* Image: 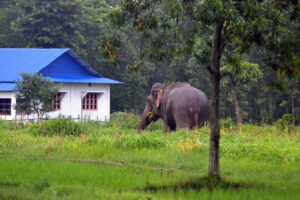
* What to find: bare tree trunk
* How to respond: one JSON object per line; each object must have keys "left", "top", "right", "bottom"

{"left": 208, "top": 24, "right": 223, "bottom": 179}
{"left": 232, "top": 86, "right": 243, "bottom": 125}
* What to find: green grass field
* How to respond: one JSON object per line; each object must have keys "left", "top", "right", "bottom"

{"left": 0, "top": 113, "right": 299, "bottom": 199}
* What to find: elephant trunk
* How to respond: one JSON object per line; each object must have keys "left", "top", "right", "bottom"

{"left": 137, "top": 103, "right": 152, "bottom": 130}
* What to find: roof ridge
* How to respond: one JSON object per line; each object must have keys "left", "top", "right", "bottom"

{"left": 0, "top": 48, "right": 70, "bottom": 50}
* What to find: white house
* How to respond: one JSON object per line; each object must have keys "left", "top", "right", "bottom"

{"left": 0, "top": 48, "right": 122, "bottom": 121}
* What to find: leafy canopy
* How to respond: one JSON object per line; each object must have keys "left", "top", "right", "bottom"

{"left": 106, "top": 0, "right": 299, "bottom": 79}
{"left": 14, "top": 73, "right": 61, "bottom": 118}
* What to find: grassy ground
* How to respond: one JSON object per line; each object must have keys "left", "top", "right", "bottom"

{"left": 0, "top": 113, "right": 299, "bottom": 199}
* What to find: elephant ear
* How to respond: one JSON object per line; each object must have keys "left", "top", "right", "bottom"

{"left": 155, "top": 89, "right": 163, "bottom": 110}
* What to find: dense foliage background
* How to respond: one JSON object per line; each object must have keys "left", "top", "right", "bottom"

{"left": 0, "top": 0, "right": 299, "bottom": 125}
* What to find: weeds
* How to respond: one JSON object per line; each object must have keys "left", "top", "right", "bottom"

{"left": 104, "top": 112, "right": 141, "bottom": 129}
{"left": 28, "top": 118, "right": 84, "bottom": 136}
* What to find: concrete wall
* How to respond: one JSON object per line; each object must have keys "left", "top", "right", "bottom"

{"left": 0, "top": 83, "right": 110, "bottom": 121}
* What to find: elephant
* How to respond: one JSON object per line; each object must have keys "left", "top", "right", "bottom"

{"left": 137, "top": 83, "right": 209, "bottom": 132}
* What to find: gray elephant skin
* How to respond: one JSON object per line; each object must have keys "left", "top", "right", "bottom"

{"left": 137, "top": 83, "right": 209, "bottom": 132}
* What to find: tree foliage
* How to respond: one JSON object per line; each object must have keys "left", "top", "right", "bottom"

{"left": 14, "top": 73, "right": 61, "bottom": 120}
{"left": 221, "top": 61, "right": 262, "bottom": 124}
{"left": 105, "top": 0, "right": 300, "bottom": 178}
{"left": 13, "top": 0, "right": 83, "bottom": 50}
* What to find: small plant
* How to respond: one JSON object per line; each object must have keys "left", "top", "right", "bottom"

{"left": 220, "top": 118, "right": 234, "bottom": 131}
{"left": 105, "top": 112, "right": 141, "bottom": 129}
{"left": 274, "top": 114, "right": 294, "bottom": 134}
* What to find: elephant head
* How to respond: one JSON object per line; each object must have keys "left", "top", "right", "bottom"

{"left": 137, "top": 83, "right": 163, "bottom": 130}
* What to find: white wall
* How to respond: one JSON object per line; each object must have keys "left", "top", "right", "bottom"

{"left": 48, "top": 83, "right": 110, "bottom": 121}
{"left": 0, "top": 83, "right": 111, "bottom": 121}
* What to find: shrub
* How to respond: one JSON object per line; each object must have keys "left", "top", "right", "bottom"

{"left": 105, "top": 112, "right": 140, "bottom": 129}
{"left": 274, "top": 114, "right": 294, "bottom": 134}
{"left": 28, "top": 118, "right": 84, "bottom": 136}
{"left": 104, "top": 112, "right": 165, "bottom": 131}
{"left": 220, "top": 118, "right": 234, "bottom": 131}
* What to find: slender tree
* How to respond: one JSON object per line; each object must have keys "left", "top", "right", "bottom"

{"left": 105, "top": 0, "right": 299, "bottom": 178}
{"left": 14, "top": 73, "right": 61, "bottom": 120}
{"left": 221, "top": 61, "right": 262, "bottom": 124}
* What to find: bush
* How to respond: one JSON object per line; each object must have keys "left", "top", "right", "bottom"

{"left": 274, "top": 114, "right": 294, "bottom": 134}
{"left": 28, "top": 118, "right": 84, "bottom": 136}
{"left": 104, "top": 112, "right": 165, "bottom": 131}
{"left": 220, "top": 118, "right": 234, "bottom": 131}
{"left": 104, "top": 112, "right": 140, "bottom": 129}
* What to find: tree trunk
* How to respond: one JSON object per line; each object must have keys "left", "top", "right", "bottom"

{"left": 208, "top": 24, "right": 223, "bottom": 179}
{"left": 232, "top": 85, "right": 243, "bottom": 125}
{"left": 290, "top": 89, "right": 295, "bottom": 126}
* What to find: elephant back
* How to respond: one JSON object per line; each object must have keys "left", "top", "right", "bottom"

{"left": 167, "top": 84, "right": 209, "bottom": 122}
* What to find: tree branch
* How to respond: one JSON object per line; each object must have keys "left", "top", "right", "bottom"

{"left": 207, "top": 65, "right": 213, "bottom": 75}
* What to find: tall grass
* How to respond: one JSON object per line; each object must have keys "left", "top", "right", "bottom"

{"left": 0, "top": 113, "right": 299, "bottom": 199}
{"left": 28, "top": 118, "right": 84, "bottom": 136}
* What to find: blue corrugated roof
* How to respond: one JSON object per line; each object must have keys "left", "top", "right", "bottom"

{"left": 67, "top": 50, "right": 100, "bottom": 76}
{"left": 0, "top": 48, "right": 69, "bottom": 81}
{"left": 46, "top": 76, "right": 122, "bottom": 84}
{"left": 39, "top": 53, "right": 102, "bottom": 79}
{"left": 0, "top": 83, "right": 16, "bottom": 91}
{"left": 0, "top": 48, "right": 122, "bottom": 91}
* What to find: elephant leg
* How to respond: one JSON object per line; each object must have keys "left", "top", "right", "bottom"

{"left": 175, "top": 121, "right": 187, "bottom": 129}
{"left": 174, "top": 113, "right": 190, "bottom": 130}
{"left": 191, "top": 113, "right": 205, "bottom": 129}
{"left": 196, "top": 111, "right": 207, "bottom": 128}
{"left": 164, "top": 123, "right": 172, "bottom": 133}
{"left": 163, "top": 114, "right": 176, "bottom": 132}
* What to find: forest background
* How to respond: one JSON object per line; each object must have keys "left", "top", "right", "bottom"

{"left": 0, "top": 0, "right": 299, "bottom": 125}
